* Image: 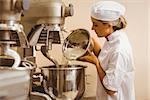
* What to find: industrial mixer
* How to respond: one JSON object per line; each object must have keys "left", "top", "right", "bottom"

{"left": 0, "top": 0, "right": 49, "bottom": 100}
{"left": 21, "top": 0, "right": 87, "bottom": 100}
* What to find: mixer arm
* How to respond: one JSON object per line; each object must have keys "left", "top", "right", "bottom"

{"left": 2, "top": 44, "right": 21, "bottom": 68}
{"left": 15, "top": 24, "right": 30, "bottom": 48}
{"left": 41, "top": 45, "right": 59, "bottom": 68}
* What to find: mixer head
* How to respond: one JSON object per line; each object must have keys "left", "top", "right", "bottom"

{"left": 27, "top": 24, "right": 61, "bottom": 50}
{"left": 0, "top": 0, "right": 30, "bottom": 47}
{"left": 21, "top": 0, "right": 74, "bottom": 50}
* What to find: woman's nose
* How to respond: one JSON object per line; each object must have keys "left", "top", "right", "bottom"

{"left": 91, "top": 25, "right": 94, "bottom": 30}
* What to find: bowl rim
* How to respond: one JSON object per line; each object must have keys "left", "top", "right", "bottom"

{"left": 40, "top": 64, "right": 87, "bottom": 70}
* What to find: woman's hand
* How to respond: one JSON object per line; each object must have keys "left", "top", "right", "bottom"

{"left": 78, "top": 50, "right": 99, "bottom": 65}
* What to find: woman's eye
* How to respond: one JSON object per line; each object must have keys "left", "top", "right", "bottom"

{"left": 94, "top": 24, "right": 98, "bottom": 27}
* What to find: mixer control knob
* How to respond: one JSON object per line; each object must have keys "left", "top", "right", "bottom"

{"left": 65, "top": 4, "right": 74, "bottom": 17}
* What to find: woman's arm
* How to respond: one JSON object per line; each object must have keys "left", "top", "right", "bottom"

{"left": 95, "top": 61, "right": 116, "bottom": 96}
{"left": 79, "top": 50, "right": 116, "bottom": 95}
{"left": 91, "top": 37, "right": 101, "bottom": 57}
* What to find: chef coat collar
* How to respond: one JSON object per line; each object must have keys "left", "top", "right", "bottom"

{"left": 107, "top": 30, "right": 123, "bottom": 41}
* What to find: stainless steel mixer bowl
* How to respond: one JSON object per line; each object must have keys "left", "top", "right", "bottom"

{"left": 0, "top": 58, "right": 36, "bottom": 100}
{"left": 62, "top": 29, "right": 92, "bottom": 60}
{"left": 0, "top": 67, "right": 31, "bottom": 100}
{"left": 41, "top": 65, "right": 86, "bottom": 100}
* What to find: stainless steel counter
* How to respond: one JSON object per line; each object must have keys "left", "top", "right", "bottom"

{"left": 30, "top": 92, "right": 51, "bottom": 100}
{"left": 83, "top": 97, "right": 96, "bottom": 100}
{"left": 30, "top": 93, "right": 96, "bottom": 100}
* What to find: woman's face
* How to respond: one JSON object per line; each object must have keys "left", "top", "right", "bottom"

{"left": 91, "top": 17, "right": 113, "bottom": 38}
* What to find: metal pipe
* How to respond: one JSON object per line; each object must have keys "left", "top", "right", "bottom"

{"left": 4, "top": 46, "right": 21, "bottom": 68}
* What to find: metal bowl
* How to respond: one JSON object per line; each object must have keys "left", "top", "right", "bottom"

{"left": 41, "top": 65, "right": 86, "bottom": 100}
{"left": 0, "top": 67, "right": 31, "bottom": 100}
{"left": 30, "top": 92, "right": 52, "bottom": 100}
{"left": 0, "top": 58, "right": 36, "bottom": 100}
{"left": 62, "top": 29, "right": 92, "bottom": 60}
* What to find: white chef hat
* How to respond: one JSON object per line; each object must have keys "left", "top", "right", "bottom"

{"left": 91, "top": 1, "right": 126, "bottom": 21}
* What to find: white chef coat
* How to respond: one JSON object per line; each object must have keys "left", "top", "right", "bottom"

{"left": 96, "top": 30, "right": 135, "bottom": 100}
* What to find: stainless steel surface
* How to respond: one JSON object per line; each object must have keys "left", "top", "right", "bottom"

{"left": 41, "top": 65, "right": 86, "bottom": 100}
{"left": 0, "top": 67, "right": 31, "bottom": 100}
{"left": 62, "top": 29, "right": 92, "bottom": 60}
{"left": 0, "top": 0, "right": 29, "bottom": 21}
{"left": 0, "top": 0, "right": 29, "bottom": 47}
{"left": 22, "top": 0, "right": 73, "bottom": 25}
{"left": 22, "top": 0, "right": 74, "bottom": 50}
{"left": 30, "top": 92, "right": 52, "bottom": 100}
{"left": 0, "top": 1, "right": 44, "bottom": 100}
{"left": 1, "top": 44, "right": 21, "bottom": 68}
{"left": 28, "top": 24, "right": 61, "bottom": 50}
{"left": 0, "top": 20, "right": 29, "bottom": 47}
{"left": 0, "top": 58, "right": 36, "bottom": 99}
{"left": 83, "top": 97, "right": 96, "bottom": 100}
{"left": 0, "top": 0, "right": 29, "bottom": 73}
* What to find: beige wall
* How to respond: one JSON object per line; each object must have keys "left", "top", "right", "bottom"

{"left": 125, "top": 1, "right": 148, "bottom": 100}
{"left": 148, "top": 0, "right": 150, "bottom": 99}
{"left": 24, "top": 0, "right": 150, "bottom": 99}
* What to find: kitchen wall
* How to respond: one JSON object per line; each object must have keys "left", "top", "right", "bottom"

{"left": 27, "top": 0, "right": 150, "bottom": 99}
{"left": 148, "top": 1, "right": 150, "bottom": 100}
{"left": 124, "top": 0, "right": 149, "bottom": 99}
